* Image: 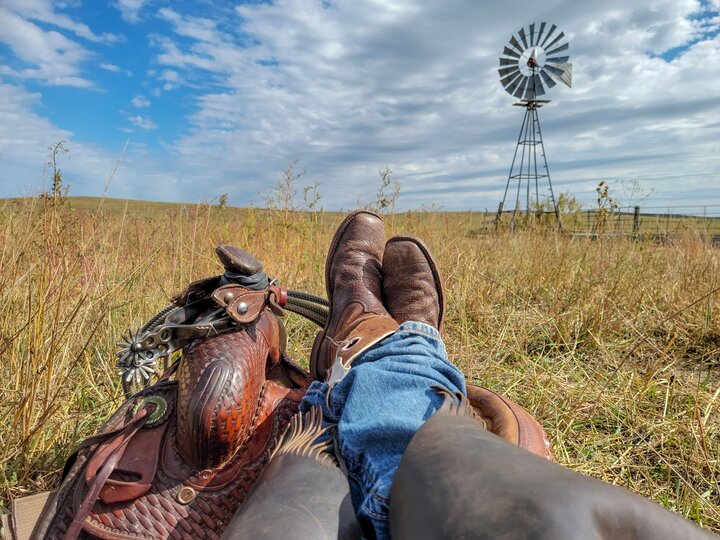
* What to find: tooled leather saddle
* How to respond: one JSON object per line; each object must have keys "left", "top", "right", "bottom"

{"left": 30, "top": 245, "right": 551, "bottom": 539}
{"left": 33, "top": 246, "right": 313, "bottom": 539}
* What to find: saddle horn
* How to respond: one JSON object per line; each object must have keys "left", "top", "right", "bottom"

{"left": 175, "top": 246, "right": 283, "bottom": 469}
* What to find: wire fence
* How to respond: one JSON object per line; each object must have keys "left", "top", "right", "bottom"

{"left": 489, "top": 204, "right": 720, "bottom": 240}
{"left": 572, "top": 205, "right": 720, "bottom": 235}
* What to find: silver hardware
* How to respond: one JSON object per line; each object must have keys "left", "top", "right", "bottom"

{"left": 237, "top": 301, "right": 249, "bottom": 315}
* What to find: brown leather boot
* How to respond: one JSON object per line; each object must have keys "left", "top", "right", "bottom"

{"left": 310, "top": 211, "right": 398, "bottom": 382}
{"left": 382, "top": 236, "right": 444, "bottom": 330}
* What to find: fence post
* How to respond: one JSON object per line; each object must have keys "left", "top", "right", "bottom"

{"left": 633, "top": 205, "right": 640, "bottom": 237}
{"left": 494, "top": 201, "right": 503, "bottom": 231}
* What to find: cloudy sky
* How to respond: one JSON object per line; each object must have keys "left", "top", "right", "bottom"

{"left": 0, "top": 0, "right": 719, "bottom": 211}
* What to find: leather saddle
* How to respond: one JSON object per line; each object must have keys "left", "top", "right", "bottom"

{"left": 30, "top": 245, "right": 552, "bottom": 540}
{"left": 32, "top": 246, "right": 312, "bottom": 539}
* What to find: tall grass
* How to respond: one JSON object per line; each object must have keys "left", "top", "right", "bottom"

{"left": 0, "top": 197, "right": 718, "bottom": 532}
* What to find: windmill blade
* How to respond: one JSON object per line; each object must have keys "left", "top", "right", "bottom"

{"left": 507, "top": 74, "right": 527, "bottom": 96}
{"left": 513, "top": 77, "right": 529, "bottom": 98}
{"left": 546, "top": 55, "right": 570, "bottom": 64}
{"left": 529, "top": 23, "right": 536, "bottom": 45}
{"left": 501, "top": 70, "right": 523, "bottom": 88}
{"left": 498, "top": 65, "right": 520, "bottom": 77}
{"left": 545, "top": 31, "right": 565, "bottom": 51}
{"left": 543, "top": 64, "right": 565, "bottom": 77}
{"left": 509, "top": 35, "right": 524, "bottom": 53}
{"left": 500, "top": 71, "right": 521, "bottom": 86}
{"left": 540, "top": 24, "right": 557, "bottom": 47}
{"left": 533, "top": 73, "right": 546, "bottom": 96}
{"left": 539, "top": 69, "right": 557, "bottom": 89}
{"left": 499, "top": 57, "right": 519, "bottom": 66}
{"left": 546, "top": 42, "right": 569, "bottom": 56}
{"left": 536, "top": 22, "right": 547, "bottom": 45}
{"left": 506, "top": 74, "right": 526, "bottom": 94}
{"left": 498, "top": 66, "right": 520, "bottom": 77}
{"left": 544, "top": 63, "right": 572, "bottom": 88}
{"left": 500, "top": 71, "right": 523, "bottom": 93}
{"left": 525, "top": 73, "right": 545, "bottom": 98}
{"left": 518, "top": 28, "right": 529, "bottom": 49}
{"left": 503, "top": 46, "right": 521, "bottom": 59}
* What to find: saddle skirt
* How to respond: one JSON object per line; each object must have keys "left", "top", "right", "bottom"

{"left": 32, "top": 247, "right": 313, "bottom": 539}
{"left": 35, "top": 352, "right": 309, "bottom": 539}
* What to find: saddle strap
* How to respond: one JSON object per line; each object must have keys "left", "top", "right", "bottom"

{"left": 467, "top": 385, "right": 552, "bottom": 460}
{"left": 63, "top": 407, "right": 150, "bottom": 540}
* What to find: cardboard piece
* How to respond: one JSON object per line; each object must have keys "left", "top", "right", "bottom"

{"left": 5, "top": 491, "right": 55, "bottom": 540}
{"left": 1, "top": 512, "right": 12, "bottom": 540}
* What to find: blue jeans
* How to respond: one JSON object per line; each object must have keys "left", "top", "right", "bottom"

{"left": 300, "top": 321, "right": 467, "bottom": 540}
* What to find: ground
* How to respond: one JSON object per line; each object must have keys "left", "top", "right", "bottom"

{"left": 0, "top": 196, "right": 718, "bottom": 532}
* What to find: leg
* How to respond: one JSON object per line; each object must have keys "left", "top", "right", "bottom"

{"left": 304, "top": 233, "right": 454, "bottom": 538}
{"left": 390, "top": 399, "right": 718, "bottom": 540}
{"left": 302, "top": 322, "right": 465, "bottom": 538}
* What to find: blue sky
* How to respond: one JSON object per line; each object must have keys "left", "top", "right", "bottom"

{"left": 0, "top": 0, "right": 719, "bottom": 210}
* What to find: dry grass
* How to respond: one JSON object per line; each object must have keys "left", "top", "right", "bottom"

{"left": 1, "top": 196, "right": 718, "bottom": 532}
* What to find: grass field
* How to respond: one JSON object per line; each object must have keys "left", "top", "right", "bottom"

{"left": 1, "top": 195, "right": 719, "bottom": 532}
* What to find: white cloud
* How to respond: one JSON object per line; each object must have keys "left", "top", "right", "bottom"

{"left": 141, "top": 0, "right": 720, "bottom": 208}
{"left": 2, "top": 0, "right": 122, "bottom": 43}
{"left": 159, "top": 70, "right": 180, "bottom": 82}
{"left": 115, "top": 0, "right": 148, "bottom": 24}
{"left": 131, "top": 95, "right": 151, "bottom": 108}
{"left": 0, "top": 7, "right": 93, "bottom": 87}
{"left": 128, "top": 115, "right": 157, "bottom": 130}
{"left": 0, "top": 83, "right": 71, "bottom": 192}
{"left": 0, "top": 1, "right": 126, "bottom": 88}
{"left": 157, "top": 8, "right": 221, "bottom": 43}
{"left": 157, "top": 69, "right": 181, "bottom": 91}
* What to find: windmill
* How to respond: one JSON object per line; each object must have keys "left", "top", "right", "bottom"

{"left": 495, "top": 22, "right": 572, "bottom": 229}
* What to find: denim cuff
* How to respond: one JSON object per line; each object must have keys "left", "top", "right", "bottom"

{"left": 396, "top": 320, "right": 441, "bottom": 340}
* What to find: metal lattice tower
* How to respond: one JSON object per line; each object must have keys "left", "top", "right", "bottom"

{"left": 495, "top": 23, "right": 572, "bottom": 229}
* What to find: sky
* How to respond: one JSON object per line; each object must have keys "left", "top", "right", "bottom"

{"left": 0, "top": 0, "right": 719, "bottom": 211}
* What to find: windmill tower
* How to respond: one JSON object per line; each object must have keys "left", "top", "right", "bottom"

{"left": 495, "top": 23, "right": 572, "bottom": 229}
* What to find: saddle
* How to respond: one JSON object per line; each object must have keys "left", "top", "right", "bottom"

{"left": 32, "top": 246, "right": 312, "bottom": 539}
{"left": 23, "top": 245, "right": 551, "bottom": 540}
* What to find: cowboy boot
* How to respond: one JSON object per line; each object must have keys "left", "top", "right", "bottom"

{"left": 382, "top": 236, "right": 552, "bottom": 458}
{"left": 310, "top": 210, "right": 398, "bottom": 382}
{"left": 382, "top": 236, "right": 444, "bottom": 329}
